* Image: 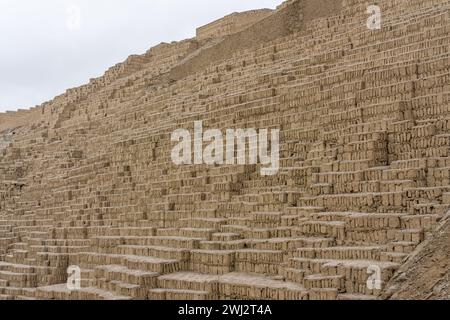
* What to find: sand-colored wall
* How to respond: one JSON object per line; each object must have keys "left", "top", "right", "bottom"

{"left": 196, "top": 9, "right": 274, "bottom": 41}
{"left": 0, "top": 107, "right": 44, "bottom": 132}
{"left": 171, "top": 0, "right": 343, "bottom": 81}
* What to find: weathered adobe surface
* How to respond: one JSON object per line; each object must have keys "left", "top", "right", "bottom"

{"left": 0, "top": 0, "right": 449, "bottom": 300}
{"left": 383, "top": 213, "right": 450, "bottom": 300}
{"left": 195, "top": 9, "right": 274, "bottom": 41}
{"left": 170, "top": 0, "right": 342, "bottom": 80}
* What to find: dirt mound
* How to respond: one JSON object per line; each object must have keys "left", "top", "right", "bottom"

{"left": 383, "top": 213, "right": 450, "bottom": 300}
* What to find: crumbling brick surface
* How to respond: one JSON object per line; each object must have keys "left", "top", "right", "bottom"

{"left": 0, "top": 0, "right": 449, "bottom": 300}
{"left": 383, "top": 213, "right": 450, "bottom": 300}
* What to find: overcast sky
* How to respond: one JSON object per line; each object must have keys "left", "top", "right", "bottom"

{"left": 0, "top": 0, "right": 282, "bottom": 112}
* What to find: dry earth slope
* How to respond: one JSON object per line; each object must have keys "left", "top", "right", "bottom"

{"left": 383, "top": 212, "right": 450, "bottom": 300}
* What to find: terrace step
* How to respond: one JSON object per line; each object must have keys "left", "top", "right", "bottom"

{"left": 35, "top": 284, "right": 133, "bottom": 300}
{"left": 148, "top": 288, "right": 211, "bottom": 300}
{"left": 95, "top": 265, "right": 159, "bottom": 286}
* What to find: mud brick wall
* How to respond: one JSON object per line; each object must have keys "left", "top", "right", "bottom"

{"left": 0, "top": 0, "right": 449, "bottom": 301}
{"left": 196, "top": 10, "right": 273, "bottom": 41}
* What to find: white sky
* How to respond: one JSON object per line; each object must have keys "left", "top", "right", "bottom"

{"left": 0, "top": 0, "right": 283, "bottom": 112}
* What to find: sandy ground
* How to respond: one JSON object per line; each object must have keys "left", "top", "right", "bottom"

{"left": 383, "top": 213, "right": 450, "bottom": 300}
